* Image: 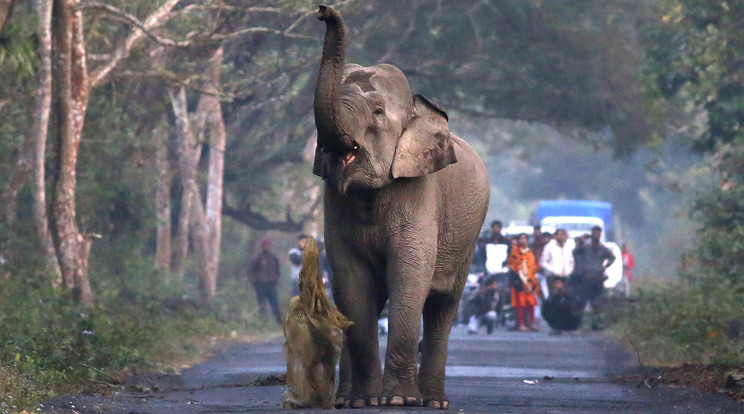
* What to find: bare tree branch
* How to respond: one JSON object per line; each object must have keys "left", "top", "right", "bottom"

{"left": 81, "top": 1, "right": 317, "bottom": 52}
{"left": 88, "top": 0, "right": 181, "bottom": 87}
{"left": 114, "top": 69, "right": 232, "bottom": 99}
{"left": 223, "top": 196, "right": 322, "bottom": 232}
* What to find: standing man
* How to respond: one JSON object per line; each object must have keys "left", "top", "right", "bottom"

{"left": 489, "top": 220, "right": 509, "bottom": 245}
{"left": 248, "top": 238, "right": 282, "bottom": 324}
{"left": 540, "top": 229, "right": 575, "bottom": 297}
{"left": 288, "top": 234, "right": 307, "bottom": 296}
{"left": 572, "top": 226, "right": 615, "bottom": 330}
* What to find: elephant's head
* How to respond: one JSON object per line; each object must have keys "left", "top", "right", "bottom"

{"left": 313, "top": 5, "right": 457, "bottom": 194}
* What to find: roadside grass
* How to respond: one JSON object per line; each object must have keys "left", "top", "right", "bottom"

{"left": 610, "top": 278, "right": 744, "bottom": 401}
{"left": 0, "top": 271, "right": 284, "bottom": 413}
{"left": 613, "top": 279, "right": 743, "bottom": 366}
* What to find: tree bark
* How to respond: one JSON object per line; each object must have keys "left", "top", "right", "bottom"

{"left": 51, "top": 0, "right": 94, "bottom": 305}
{"left": 0, "top": 0, "right": 46, "bottom": 272}
{"left": 168, "top": 87, "right": 207, "bottom": 280}
{"left": 154, "top": 116, "right": 172, "bottom": 271}
{"left": 32, "top": 0, "right": 62, "bottom": 284}
{"left": 202, "top": 47, "right": 226, "bottom": 300}
{"left": 168, "top": 56, "right": 225, "bottom": 302}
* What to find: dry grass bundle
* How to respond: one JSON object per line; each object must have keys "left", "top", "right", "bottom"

{"left": 282, "top": 237, "right": 352, "bottom": 409}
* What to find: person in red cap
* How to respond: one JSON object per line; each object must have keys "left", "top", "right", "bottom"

{"left": 248, "top": 238, "right": 282, "bottom": 323}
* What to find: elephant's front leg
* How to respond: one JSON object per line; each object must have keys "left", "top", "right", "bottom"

{"left": 332, "top": 265, "right": 383, "bottom": 408}
{"left": 382, "top": 238, "right": 437, "bottom": 407}
{"left": 418, "top": 289, "right": 461, "bottom": 409}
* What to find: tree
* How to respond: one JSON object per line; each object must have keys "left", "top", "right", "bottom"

{"left": 51, "top": 0, "right": 96, "bottom": 303}
{"left": 202, "top": 47, "right": 226, "bottom": 300}
{"left": 46, "top": 0, "right": 184, "bottom": 304}
{"left": 31, "top": 0, "right": 61, "bottom": 283}
{"left": 337, "top": 0, "right": 655, "bottom": 157}
{"left": 644, "top": 0, "right": 744, "bottom": 285}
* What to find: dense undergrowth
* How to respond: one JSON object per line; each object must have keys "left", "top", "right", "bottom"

{"left": 613, "top": 175, "right": 744, "bottom": 399}
{"left": 613, "top": 280, "right": 744, "bottom": 368}
{"left": 0, "top": 268, "right": 283, "bottom": 413}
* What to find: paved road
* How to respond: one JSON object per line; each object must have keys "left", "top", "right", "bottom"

{"left": 44, "top": 320, "right": 742, "bottom": 413}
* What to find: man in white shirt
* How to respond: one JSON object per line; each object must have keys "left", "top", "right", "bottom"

{"left": 540, "top": 229, "right": 574, "bottom": 297}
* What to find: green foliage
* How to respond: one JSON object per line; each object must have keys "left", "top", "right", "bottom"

{"left": 344, "top": 0, "right": 655, "bottom": 156}
{"left": 645, "top": 0, "right": 744, "bottom": 152}
{"left": 619, "top": 0, "right": 744, "bottom": 370}
{"left": 689, "top": 176, "right": 744, "bottom": 285}
{"left": 0, "top": 265, "right": 281, "bottom": 411}
{"left": 0, "top": 364, "right": 43, "bottom": 414}
{"left": 615, "top": 280, "right": 744, "bottom": 366}
{"left": 0, "top": 22, "right": 37, "bottom": 82}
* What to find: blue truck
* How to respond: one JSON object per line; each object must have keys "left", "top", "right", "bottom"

{"left": 536, "top": 200, "right": 613, "bottom": 242}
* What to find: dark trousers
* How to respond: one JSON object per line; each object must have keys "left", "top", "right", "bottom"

{"left": 253, "top": 281, "right": 282, "bottom": 323}
{"left": 573, "top": 273, "right": 606, "bottom": 329}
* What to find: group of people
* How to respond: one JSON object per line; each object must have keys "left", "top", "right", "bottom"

{"left": 245, "top": 221, "right": 636, "bottom": 333}
{"left": 246, "top": 234, "right": 333, "bottom": 324}
{"left": 471, "top": 220, "right": 634, "bottom": 333}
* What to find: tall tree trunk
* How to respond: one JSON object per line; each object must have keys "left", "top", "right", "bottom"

{"left": 168, "top": 87, "right": 207, "bottom": 280}
{"left": 154, "top": 117, "right": 172, "bottom": 271}
{"left": 202, "top": 47, "right": 226, "bottom": 300}
{"left": 51, "top": 0, "right": 93, "bottom": 305}
{"left": 43, "top": 0, "right": 181, "bottom": 296}
{"left": 33, "top": 0, "right": 62, "bottom": 284}
{"left": 169, "top": 74, "right": 223, "bottom": 301}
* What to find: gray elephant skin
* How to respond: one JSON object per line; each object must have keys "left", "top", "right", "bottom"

{"left": 312, "top": 5, "right": 490, "bottom": 409}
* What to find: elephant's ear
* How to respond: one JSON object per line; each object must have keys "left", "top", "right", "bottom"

{"left": 392, "top": 95, "right": 457, "bottom": 179}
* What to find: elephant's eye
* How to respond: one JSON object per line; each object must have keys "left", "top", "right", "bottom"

{"left": 373, "top": 108, "right": 384, "bottom": 115}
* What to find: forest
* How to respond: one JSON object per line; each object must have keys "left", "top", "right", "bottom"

{"left": 0, "top": 0, "right": 742, "bottom": 409}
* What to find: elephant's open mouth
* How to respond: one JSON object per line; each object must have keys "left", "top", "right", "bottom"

{"left": 341, "top": 152, "right": 356, "bottom": 167}
{"left": 340, "top": 141, "right": 359, "bottom": 168}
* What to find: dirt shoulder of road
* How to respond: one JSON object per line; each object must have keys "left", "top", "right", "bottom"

{"left": 661, "top": 363, "right": 744, "bottom": 403}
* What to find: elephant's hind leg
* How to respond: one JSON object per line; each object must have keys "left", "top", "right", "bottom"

{"left": 418, "top": 291, "right": 460, "bottom": 409}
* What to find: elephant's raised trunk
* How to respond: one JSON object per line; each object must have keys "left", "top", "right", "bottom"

{"left": 314, "top": 5, "right": 347, "bottom": 153}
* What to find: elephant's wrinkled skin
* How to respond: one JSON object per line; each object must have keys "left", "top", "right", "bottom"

{"left": 312, "top": 6, "right": 490, "bottom": 409}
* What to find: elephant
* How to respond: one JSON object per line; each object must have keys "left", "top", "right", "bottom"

{"left": 311, "top": 5, "right": 490, "bottom": 409}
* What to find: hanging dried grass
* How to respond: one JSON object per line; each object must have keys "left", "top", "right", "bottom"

{"left": 282, "top": 236, "right": 352, "bottom": 409}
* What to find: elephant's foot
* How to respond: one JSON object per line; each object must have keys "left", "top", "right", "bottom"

{"left": 420, "top": 383, "right": 449, "bottom": 409}
{"left": 423, "top": 397, "right": 450, "bottom": 410}
{"left": 382, "top": 382, "right": 422, "bottom": 407}
{"left": 335, "top": 396, "right": 379, "bottom": 409}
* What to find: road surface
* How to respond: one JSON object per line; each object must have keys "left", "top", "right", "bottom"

{"left": 43, "top": 320, "right": 742, "bottom": 413}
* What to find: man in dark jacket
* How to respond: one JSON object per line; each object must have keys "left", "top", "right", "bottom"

{"left": 249, "top": 238, "right": 282, "bottom": 324}
{"left": 572, "top": 226, "right": 615, "bottom": 329}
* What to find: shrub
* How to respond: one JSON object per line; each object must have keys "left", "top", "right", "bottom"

{"left": 615, "top": 279, "right": 744, "bottom": 367}
{"left": 0, "top": 264, "right": 282, "bottom": 411}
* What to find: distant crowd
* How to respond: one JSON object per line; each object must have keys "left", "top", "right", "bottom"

{"left": 242, "top": 222, "right": 635, "bottom": 333}
{"left": 466, "top": 220, "right": 634, "bottom": 334}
